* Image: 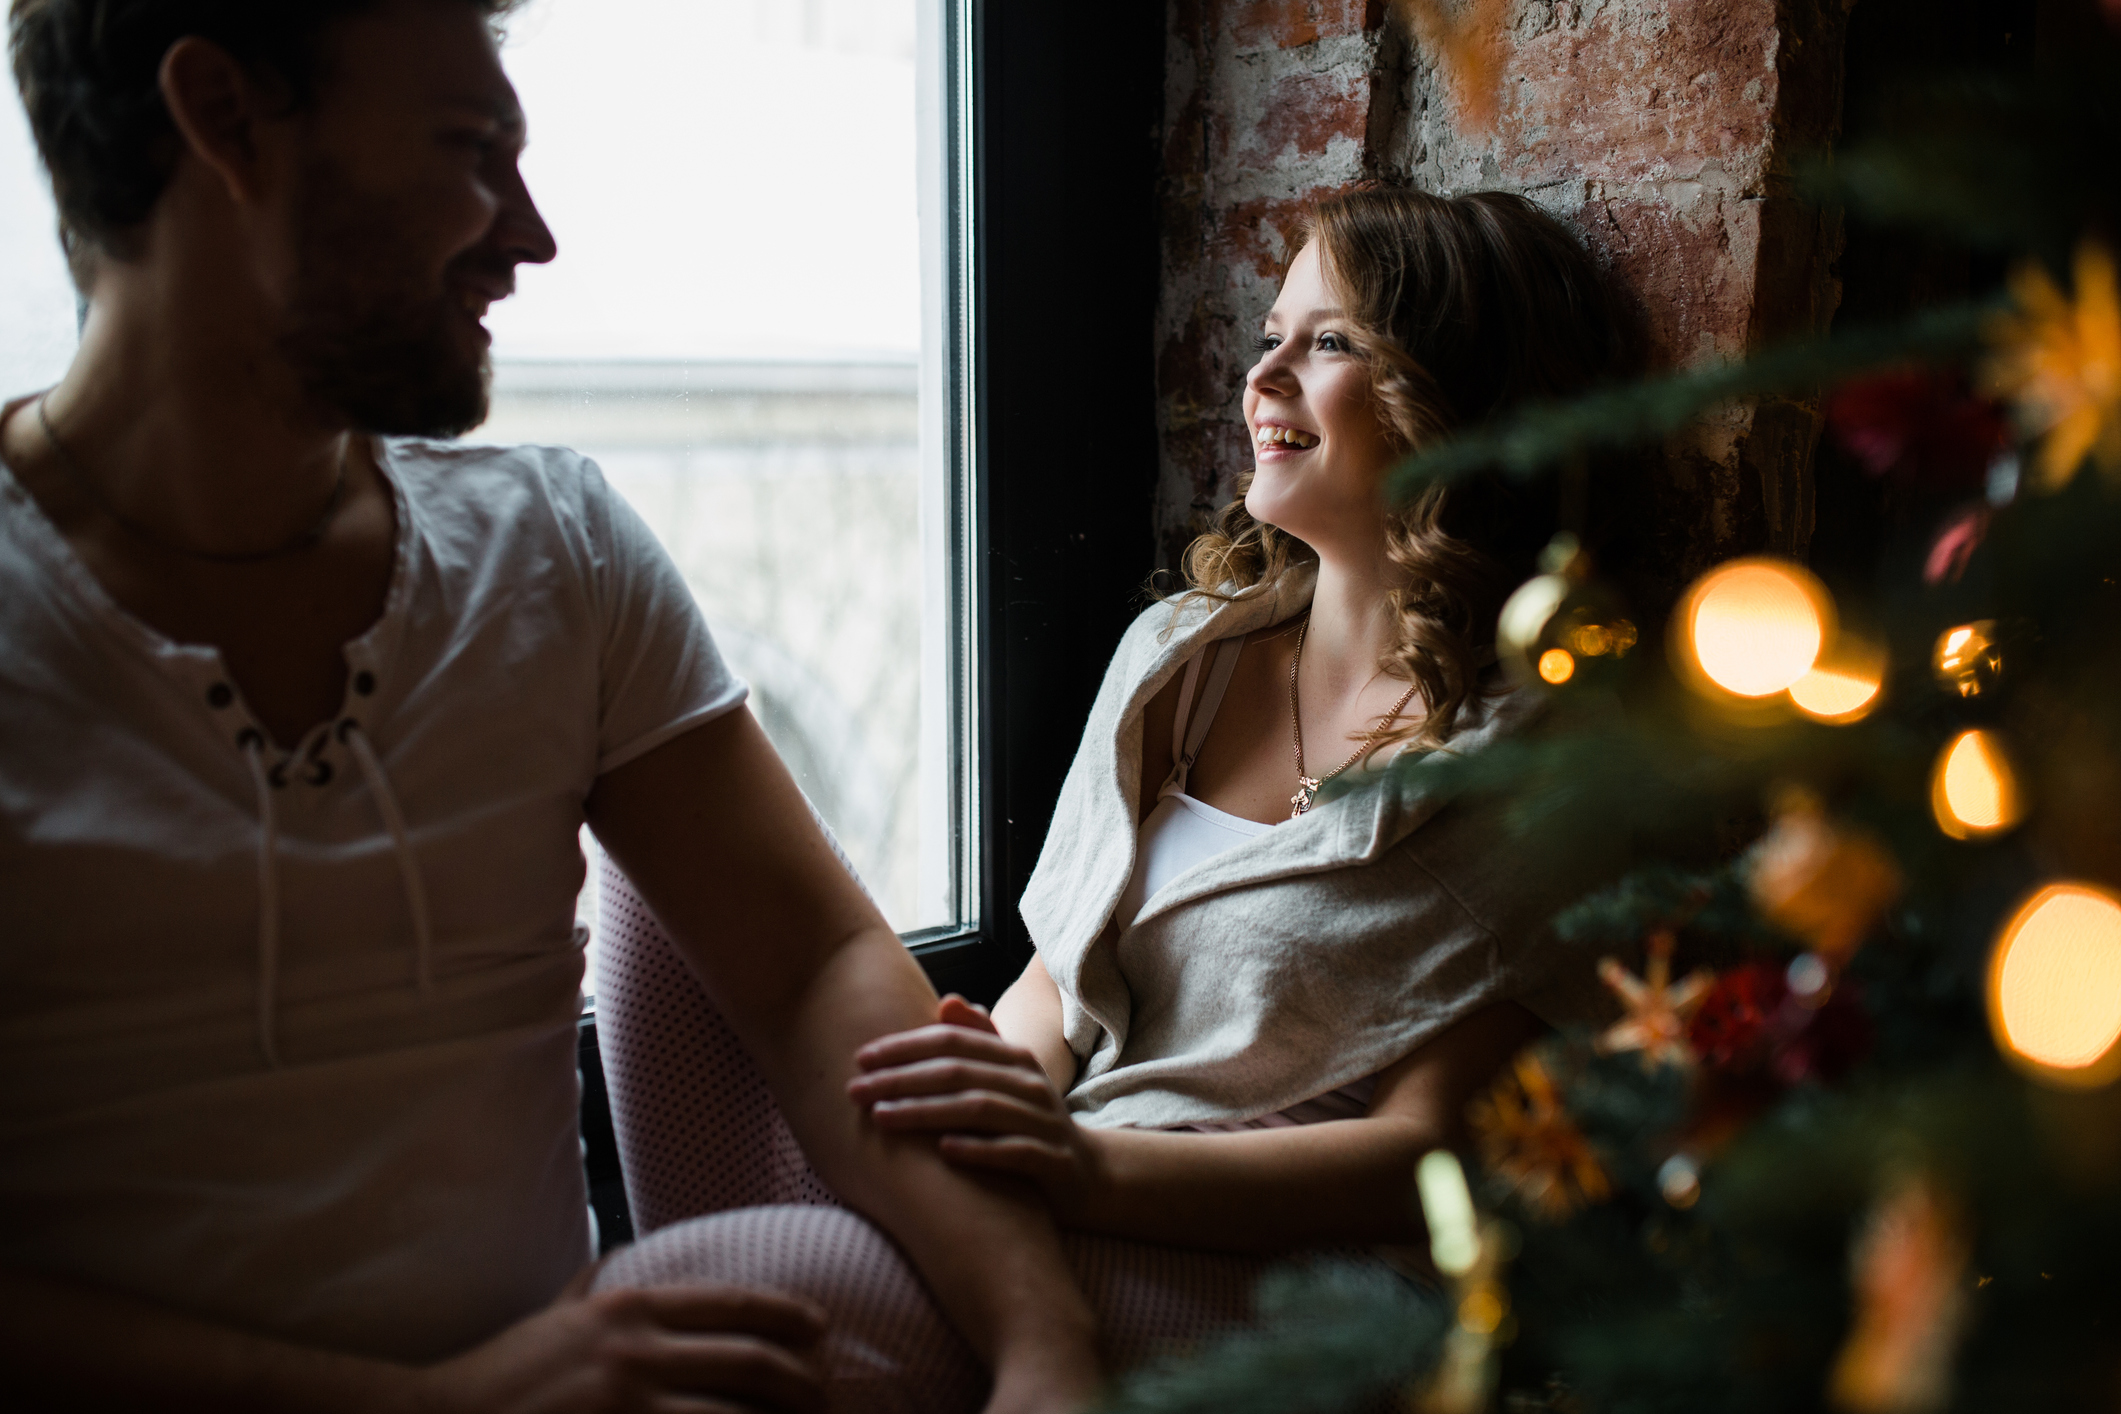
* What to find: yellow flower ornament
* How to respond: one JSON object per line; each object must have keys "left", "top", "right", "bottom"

{"left": 1984, "top": 240, "right": 2121, "bottom": 491}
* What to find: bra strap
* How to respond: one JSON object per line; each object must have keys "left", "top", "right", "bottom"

{"left": 1170, "top": 650, "right": 1205, "bottom": 766}
{"left": 1164, "top": 636, "right": 1245, "bottom": 797}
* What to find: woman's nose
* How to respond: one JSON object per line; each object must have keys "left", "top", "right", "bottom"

{"left": 1247, "top": 343, "right": 1296, "bottom": 398}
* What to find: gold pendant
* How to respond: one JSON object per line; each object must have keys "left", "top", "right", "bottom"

{"left": 1290, "top": 775, "right": 1321, "bottom": 818}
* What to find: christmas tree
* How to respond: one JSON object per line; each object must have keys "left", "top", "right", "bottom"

{"left": 1096, "top": 8, "right": 2121, "bottom": 1412}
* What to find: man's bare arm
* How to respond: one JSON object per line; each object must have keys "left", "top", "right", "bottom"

{"left": 585, "top": 706, "right": 1102, "bottom": 1413}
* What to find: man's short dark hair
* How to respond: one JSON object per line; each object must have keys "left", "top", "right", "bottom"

{"left": 8, "top": 0, "right": 520, "bottom": 266}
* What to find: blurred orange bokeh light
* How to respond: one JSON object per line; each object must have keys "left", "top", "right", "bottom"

{"left": 1989, "top": 885, "right": 2121, "bottom": 1083}
{"left": 1680, "top": 559, "right": 1829, "bottom": 698}
{"left": 1790, "top": 662, "right": 1883, "bottom": 723}
{"left": 1930, "top": 729, "right": 2024, "bottom": 839}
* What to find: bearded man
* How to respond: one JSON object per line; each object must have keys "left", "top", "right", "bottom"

{"left": 0, "top": 2, "right": 1100, "bottom": 1409}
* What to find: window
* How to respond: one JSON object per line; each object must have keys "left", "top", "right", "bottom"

{"left": 0, "top": 85, "right": 75, "bottom": 409}
{"left": 485, "top": 0, "right": 976, "bottom": 953}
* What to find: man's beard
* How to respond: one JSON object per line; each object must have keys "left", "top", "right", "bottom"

{"left": 277, "top": 160, "right": 496, "bottom": 439}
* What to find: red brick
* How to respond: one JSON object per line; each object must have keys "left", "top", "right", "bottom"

{"left": 1224, "top": 0, "right": 1379, "bottom": 50}
{"left": 1229, "top": 66, "right": 1370, "bottom": 164}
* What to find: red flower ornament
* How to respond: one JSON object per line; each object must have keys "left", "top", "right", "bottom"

{"left": 1826, "top": 368, "right": 2010, "bottom": 495}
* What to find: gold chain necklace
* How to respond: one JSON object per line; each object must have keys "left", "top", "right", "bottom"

{"left": 1288, "top": 618, "right": 1421, "bottom": 818}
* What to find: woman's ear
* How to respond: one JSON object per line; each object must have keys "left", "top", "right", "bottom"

{"left": 157, "top": 36, "right": 283, "bottom": 210}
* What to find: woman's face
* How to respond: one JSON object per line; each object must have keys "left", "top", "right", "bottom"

{"left": 1241, "top": 241, "right": 1400, "bottom": 555}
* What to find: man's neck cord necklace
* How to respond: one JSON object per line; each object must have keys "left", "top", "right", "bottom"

{"left": 36, "top": 395, "right": 349, "bottom": 565}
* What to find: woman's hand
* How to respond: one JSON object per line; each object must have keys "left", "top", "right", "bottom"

{"left": 849, "top": 997, "right": 1105, "bottom": 1224}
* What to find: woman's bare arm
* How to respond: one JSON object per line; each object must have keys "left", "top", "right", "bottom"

{"left": 988, "top": 953, "right": 1078, "bottom": 1092}
{"left": 1071, "top": 1000, "right": 1542, "bottom": 1250}
{"left": 856, "top": 957, "right": 1542, "bottom": 1253}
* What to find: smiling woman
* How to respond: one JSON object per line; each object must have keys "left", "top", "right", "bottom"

{"left": 1188, "top": 188, "right": 1635, "bottom": 756}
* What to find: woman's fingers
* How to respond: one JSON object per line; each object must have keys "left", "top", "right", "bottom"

{"left": 854, "top": 1023, "right": 1031, "bottom": 1073}
{"left": 848, "top": 1055, "right": 1053, "bottom": 1107}
{"left": 865, "top": 1089, "right": 1068, "bottom": 1142}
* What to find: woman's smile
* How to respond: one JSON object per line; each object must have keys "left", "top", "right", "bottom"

{"left": 1253, "top": 420, "right": 1321, "bottom": 459}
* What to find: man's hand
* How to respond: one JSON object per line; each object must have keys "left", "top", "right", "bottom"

{"left": 414, "top": 1268, "right": 826, "bottom": 1414}
{"left": 849, "top": 997, "right": 1108, "bottom": 1226}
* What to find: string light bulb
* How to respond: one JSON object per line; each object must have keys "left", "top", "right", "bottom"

{"left": 1929, "top": 729, "right": 2026, "bottom": 839}
{"left": 1674, "top": 558, "right": 1833, "bottom": 699}
{"left": 1987, "top": 884, "right": 2121, "bottom": 1087}
{"left": 1790, "top": 634, "right": 1887, "bottom": 724}
{"left": 1538, "top": 648, "right": 1575, "bottom": 684}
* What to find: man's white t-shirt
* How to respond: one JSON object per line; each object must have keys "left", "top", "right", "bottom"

{"left": 0, "top": 430, "right": 747, "bottom": 1361}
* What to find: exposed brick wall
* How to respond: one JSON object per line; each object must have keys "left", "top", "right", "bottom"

{"left": 1154, "top": 0, "right": 1851, "bottom": 591}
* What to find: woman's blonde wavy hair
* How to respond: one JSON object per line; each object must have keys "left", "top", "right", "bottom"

{"left": 1180, "top": 185, "right": 1631, "bottom": 753}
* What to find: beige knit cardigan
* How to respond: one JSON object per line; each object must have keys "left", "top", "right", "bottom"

{"left": 1020, "top": 565, "right": 1607, "bottom": 1131}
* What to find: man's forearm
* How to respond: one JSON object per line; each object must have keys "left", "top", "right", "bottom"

{"left": 750, "top": 929, "right": 1101, "bottom": 1396}
{"left": 585, "top": 712, "right": 1102, "bottom": 1405}
{"left": 0, "top": 1268, "right": 418, "bottom": 1414}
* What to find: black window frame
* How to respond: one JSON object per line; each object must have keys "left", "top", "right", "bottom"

{"left": 910, "top": 0, "right": 1166, "bottom": 1005}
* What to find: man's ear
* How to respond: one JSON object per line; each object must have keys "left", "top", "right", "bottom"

{"left": 157, "top": 36, "right": 283, "bottom": 208}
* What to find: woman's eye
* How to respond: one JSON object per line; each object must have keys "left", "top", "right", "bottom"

{"left": 1253, "top": 334, "right": 1283, "bottom": 352}
{"left": 1317, "top": 333, "right": 1349, "bottom": 353}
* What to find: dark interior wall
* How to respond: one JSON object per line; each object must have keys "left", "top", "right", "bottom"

{"left": 1806, "top": 0, "right": 2041, "bottom": 589}
{"left": 955, "top": 1, "right": 1167, "bottom": 1002}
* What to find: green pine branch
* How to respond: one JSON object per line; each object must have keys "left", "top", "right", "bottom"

{"left": 1092, "top": 1263, "right": 1448, "bottom": 1414}
{"left": 1553, "top": 862, "right": 1783, "bottom": 953}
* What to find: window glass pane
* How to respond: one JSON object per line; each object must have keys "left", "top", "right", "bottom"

{"left": 0, "top": 90, "right": 77, "bottom": 400}
{"left": 488, "top": 0, "right": 960, "bottom": 941}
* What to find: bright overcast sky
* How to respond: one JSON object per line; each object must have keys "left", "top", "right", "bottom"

{"left": 0, "top": 94, "right": 78, "bottom": 398}
{"left": 488, "top": 0, "right": 921, "bottom": 364}
{"left": 0, "top": 0, "right": 921, "bottom": 393}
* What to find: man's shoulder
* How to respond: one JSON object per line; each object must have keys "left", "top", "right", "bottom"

{"left": 379, "top": 437, "right": 613, "bottom": 533}
{"left": 380, "top": 436, "right": 598, "bottom": 493}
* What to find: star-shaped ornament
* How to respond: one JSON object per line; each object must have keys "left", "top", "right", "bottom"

{"left": 1469, "top": 1051, "right": 1612, "bottom": 1220}
{"left": 1596, "top": 929, "right": 1716, "bottom": 1070}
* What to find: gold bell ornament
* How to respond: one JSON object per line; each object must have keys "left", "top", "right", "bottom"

{"left": 1497, "top": 535, "right": 1640, "bottom": 690}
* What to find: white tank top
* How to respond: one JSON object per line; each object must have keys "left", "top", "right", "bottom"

{"left": 1109, "top": 633, "right": 1378, "bottom": 1128}
{"left": 1111, "top": 635, "right": 1272, "bottom": 926}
